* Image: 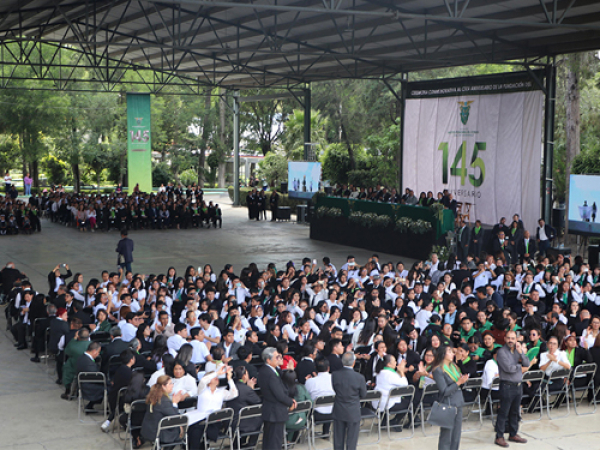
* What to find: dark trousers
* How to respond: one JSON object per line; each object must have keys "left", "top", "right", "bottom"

{"left": 119, "top": 262, "right": 132, "bottom": 273}
{"left": 496, "top": 382, "right": 522, "bottom": 439}
{"left": 314, "top": 411, "right": 333, "bottom": 434}
{"left": 11, "top": 322, "right": 28, "bottom": 347}
{"left": 539, "top": 240, "right": 551, "bottom": 256}
{"left": 333, "top": 419, "right": 360, "bottom": 450}
{"left": 438, "top": 406, "right": 462, "bottom": 450}
{"left": 263, "top": 421, "right": 285, "bottom": 450}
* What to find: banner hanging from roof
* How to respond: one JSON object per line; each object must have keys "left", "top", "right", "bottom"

{"left": 402, "top": 89, "right": 543, "bottom": 231}
{"left": 127, "top": 93, "right": 152, "bottom": 193}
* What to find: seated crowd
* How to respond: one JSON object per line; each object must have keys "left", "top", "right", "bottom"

{"left": 330, "top": 184, "right": 458, "bottom": 209}
{"left": 0, "top": 195, "right": 42, "bottom": 235}
{"left": 2, "top": 246, "right": 600, "bottom": 448}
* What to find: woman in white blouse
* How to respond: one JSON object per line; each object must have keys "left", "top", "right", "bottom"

{"left": 373, "top": 354, "right": 409, "bottom": 425}
{"left": 346, "top": 309, "right": 364, "bottom": 337}
{"left": 581, "top": 316, "right": 600, "bottom": 350}
{"left": 187, "top": 366, "right": 239, "bottom": 447}
{"left": 540, "top": 336, "right": 571, "bottom": 377}
{"left": 170, "top": 360, "right": 197, "bottom": 399}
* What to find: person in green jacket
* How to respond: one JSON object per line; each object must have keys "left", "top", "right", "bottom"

{"left": 61, "top": 328, "right": 91, "bottom": 398}
{"left": 94, "top": 309, "right": 112, "bottom": 333}
{"left": 282, "top": 370, "right": 311, "bottom": 442}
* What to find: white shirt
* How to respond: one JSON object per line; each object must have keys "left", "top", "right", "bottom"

{"left": 121, "top": 322, "right": 137, "bottom": 342}
{"left": 305, "top": 372, "right": 335, "bottom": 414}
{"left": 473, "top": 270, "right": 492, "bottom": 290}
{"left": 481, "top": 359, "right": 499, "bottom": 390}
{"left": 203, "top": 324, "right": 221, "bottom": 345}
{"left": 282, "top": 323, "right": 297, "bottom": 341}
{"left": 167, "top": 334, "right": 187, "bottom": 356}
{"left": 147, "top": 368, "right": 166, "bottom": 387}
{"left": 415, "top": 309, "right": 432, "bottom": 333}
{"left": 373, "top": 369, "right": 408, "bottom": 410}
{"left": 190, "top": 340, "right": 211, "bottom": 364}
{"left": 185, "top": 373, "right": 239, "bottom": 425}
{"left": 171, "top": 374, "right": 198, "bottom": 398}
{"left": 540, "top": 350, "right": 571, "bottom": 377}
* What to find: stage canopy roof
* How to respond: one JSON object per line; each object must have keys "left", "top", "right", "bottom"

{"left": 0, "top": 0, "right": 599, "bottom": 90}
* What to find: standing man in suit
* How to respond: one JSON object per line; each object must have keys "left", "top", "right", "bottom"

{"left": 457, "top": 220, "right": 471, "bottom": 264}
{"left": 270, "top": 189, "right": 279, "bottom": 221}
{"left": 470, "top": 220, "right": 484, "bottom": 261}
{"left": 116, "top": 229, "right": 134, "bottom": 273}
{"left": 517, "top": 230, "right": 537, "bottom": 264}
{"left": 332, "top": 352, "right": 367, "bottom": 450}
{"left": 258, "top": 347, "right": 296, "bottom": 450}
{"left": 536, "top": 218, "right": 556, "bottom": 257}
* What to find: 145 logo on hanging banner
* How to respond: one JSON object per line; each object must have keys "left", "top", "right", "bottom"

{"left": 438, "top": 141, "right": 486, "bottom": 187}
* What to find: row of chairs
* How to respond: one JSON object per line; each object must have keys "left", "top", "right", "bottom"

{"left": 74, "top": 363, "right": 599, "bottom": 449}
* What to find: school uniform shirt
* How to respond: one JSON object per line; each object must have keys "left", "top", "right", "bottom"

{"left": 167, "top": 334, "right": 187, "bottom": 356}
{"left": 203, "top": 324, "right": 222, "bottom": 345}
{"left": 190, "top": 340, "right": 210, "bottom": 364}
{"left": 305, "top": 372, "right": 335, "bottom": 414}
{"left": 373, "top": 368, "right": 408, "bottom": 410}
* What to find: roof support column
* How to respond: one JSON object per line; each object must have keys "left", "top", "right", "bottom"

{"left": 304, "top": 86, "right": 311, "bottom": 160}
{"left": 233, "top": 90, "right": 241, "bottom": 206}
{"left": 542, "top": 61, "right": 556, "bottom": 224}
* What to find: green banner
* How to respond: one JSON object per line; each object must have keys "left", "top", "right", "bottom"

{"left": 127, "top": 93, "right": 152, "bottom": 193}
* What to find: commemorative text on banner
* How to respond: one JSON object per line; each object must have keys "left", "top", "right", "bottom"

{"left": 127, "top": 93, "right": 152, "bottom": 193}
{"left": 402, "top": 73, "right": 544, "bottom": 231}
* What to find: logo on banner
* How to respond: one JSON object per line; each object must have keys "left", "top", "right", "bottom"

{"left": 135, "top": 117, "right": 144, "bottom": 126}
{"left": 458, "top": 101, "right": 474, "bottom": 125}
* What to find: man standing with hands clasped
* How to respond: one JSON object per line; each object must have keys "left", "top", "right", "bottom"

{"left": 495, "top": 330, "right": 529, "bottom": 447}
{"left": 332, "top": 352, "right": 367, "bottom": 450}
{"left": 258, "top": 347, "right": 296, "bottom": 450}
{"left": 116, "top": 229, "right": 134, "bottom": 273}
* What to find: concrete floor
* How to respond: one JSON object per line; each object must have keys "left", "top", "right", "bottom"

{"left": 1, "top": 195, "right": 600, "bottom": 449}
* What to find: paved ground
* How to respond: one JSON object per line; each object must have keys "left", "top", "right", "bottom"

{"left": 1, "top": 194, "right": 600, "bottom": 449}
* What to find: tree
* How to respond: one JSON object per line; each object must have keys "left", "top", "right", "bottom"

{"left": 256, "top": 151, "right": 288, "bottom": 186}
{"left": 282, "top": 109, "right": 328, "bottom": 161}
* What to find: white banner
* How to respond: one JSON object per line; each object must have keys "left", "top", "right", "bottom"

{"left": 403, "top": 91, "right": 543, "bottom": 231}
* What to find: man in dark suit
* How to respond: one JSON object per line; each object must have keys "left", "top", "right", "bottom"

{"left": 258, "top": 347, "right": 295, "bottom": 450}
{"left": 457, "top": 220, "right": 471, "bottom": 263}
{"left": 332, "top": 352, "right": 367, "bottom": 450}
{"left": 395, "top": 338, "right": 420, "bottom": 383}
{"left": 296, "top": 343, "right": 318, "bottom": 384}
{"left": 326, "top": 339, "right": 345, "bottom": 373}
{"left": 452, "top": 263, "right": 473, "bottom": 290}
{"left": 517, "top": 230, "right": 537, "bottom": 264}
{"left": 101, "top": 326, "right": 130, "bottom": 374}
{"left": 75, "top": 341, "right": 104, "bottom": 411}
{"left": 116, "top": 229, "right": 134, "bottom": 272}
{"left": 363, "top": 340, "right": 387, "bottom": 386}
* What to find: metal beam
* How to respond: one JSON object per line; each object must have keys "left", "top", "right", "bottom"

{"left": 233, "top": 90, "right": 240, "bottom": 206}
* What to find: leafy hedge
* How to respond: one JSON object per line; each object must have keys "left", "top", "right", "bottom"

{"left": 227, "top": 186, "right": 316, "bottom": 210}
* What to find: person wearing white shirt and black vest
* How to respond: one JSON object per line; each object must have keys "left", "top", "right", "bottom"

{"left": 536, "top": 218, "right": 556, "bottom": 257}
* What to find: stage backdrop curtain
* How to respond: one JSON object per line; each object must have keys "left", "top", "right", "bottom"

{"left": 403, "top": 91, "right": 543, "bottom": 231}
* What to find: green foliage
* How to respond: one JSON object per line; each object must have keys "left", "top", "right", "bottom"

{"left": 41, "top": 154, "right": 69, "bottom": 185}
{"left": 316, "top": 206, "right": 343, "bottom": 219}
{"left": 256, "top": 152, "right": 288, "bottom": 185}
{"left": 571, "top": 144, "right": 600, "bottom": 175}
{"left": 395, "top": 217, "right": 432, "bottom": 234}
{"left": 431, "top": 245, "right": 451, "bottom": 262}
{"left": 282, "top": 109, "right": 328, "bottom": 161}
{"left": 180, "top": 169, "right": 198, "bottom": 187}
{"left": 152, "top": 162, "right": 172, "bottom": 186}
{"left": 321, "top": 143, "right": 365, "bottom": 185}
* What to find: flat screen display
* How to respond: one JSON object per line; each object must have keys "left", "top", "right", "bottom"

{"left": 288, "top": 162, "right": 321, "bottom": 199}
{"left": 568, "top": 174, "right": 600, "bottom": 235}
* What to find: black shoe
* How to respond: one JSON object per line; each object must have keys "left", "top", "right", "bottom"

{"left": 14, "top": 342, "right": 20, "bottom": 347}
{"left": 56, "top": 379, "right": 62, "bottom": 385}
{"left": 16, "top": 345, "right": 27, "bottom": 350}
{"left": 30, "top": 357, "right": 41, "bottom": 363}
{"left": 60, "top": 393, "right": 69, "bottom": 400}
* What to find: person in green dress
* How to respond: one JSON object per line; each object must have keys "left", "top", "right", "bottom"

{"left": 281, "top": 370, "right": 311, "bottom": 442}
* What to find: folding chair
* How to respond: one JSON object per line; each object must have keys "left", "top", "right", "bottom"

{"left": 77, "top": 372, "right": 108, "bottom": 422}
{"left": 113, "top": 386, "right": 128, "bottom": 434}
{"left": 461, "top": 377, "right": 483, "bottom": 432}
{"left": 381, "top": 385, "right": 415, "bottom": 441}
{"left": 521, "top": 370, "right": 545, "bottom": 422}
{"left": 233, "top": 404, "right": 263, "bottom": 450}
{"left": 177, "top": 397, "right": 198, "bottom": 412}
{"left": 571, "top": 363, "right": 597, "bottom": 415}
{"left": 44, "top": 327, "right": 56, "bottom": 375}
{"left": 107, "top": 354, "right": 122, "bottom": 380}
{"left": 310, "top": 394, "right": 335, "bottom": 449}
{"left": 482, "top": 377, "right": 500, "bottom": 423}
{"left": 124, "top": 400, "right": 147, "bottom": 450}
{"left": 154, "top": 414, "right": 189, "bottom": 450}
{"left": 357, "top": 390, "right": 381, "bottom": 446}
{"left": 543, "top": 367, "right": 571, "bottom": 420}
{"left": 91, "top": 331, "right": 111, "bottom": 344}
{"left": 284, "top": 400, "right": 312, "bottom": 450}
{"left": 418, "top": 383, "right": 439, "bottom": 436}
{"left": 204, "top": 408, "right": 234, "bottom": 450}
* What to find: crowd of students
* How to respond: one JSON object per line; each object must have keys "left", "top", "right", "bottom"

{"left": 2, "top": 244, "right": 600, "bottom": 449}
{"left": 0, "top": 184, "right": 223, "bottom": 234}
